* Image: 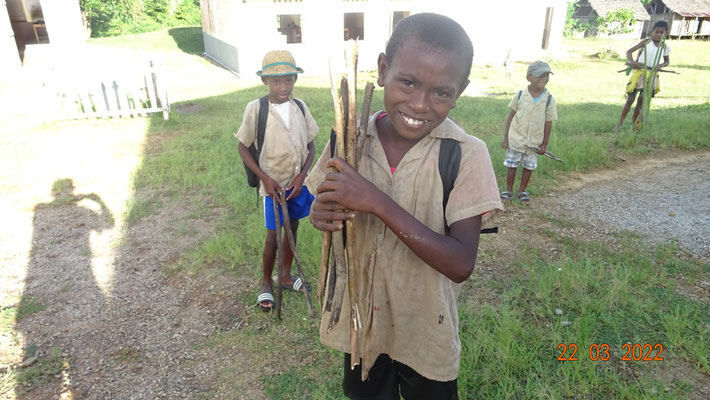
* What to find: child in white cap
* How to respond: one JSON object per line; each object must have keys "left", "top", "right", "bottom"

{"left": 235, "top": 50, "right": 319, "bottom": 311}
{"left": 501, "top": 60, "right": 558, "bottom": 204}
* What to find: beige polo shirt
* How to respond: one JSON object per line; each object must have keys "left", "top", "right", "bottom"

{"left": 507, "top": 89, "right": 558, "bottom": 153}
{"left": 235, "top": 97, "right": 319, "bottom": 195}
{"left": 305, "top": 112, "right": 503, "bottom": 381}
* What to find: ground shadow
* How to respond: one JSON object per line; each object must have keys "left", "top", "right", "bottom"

{"left": 16, "top": 178, "right": 113, "bottom": 398}
{"left": 168, "top": 27, "right": 204, "bottom": 55}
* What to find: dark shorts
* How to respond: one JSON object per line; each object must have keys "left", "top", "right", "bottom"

{"left": 263, "top": 186, "right": 314, "bottom": 230}
{"left": 342, "top": 353, "right": 458, "bottom": 400}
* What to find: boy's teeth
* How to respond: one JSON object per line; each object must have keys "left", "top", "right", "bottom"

{"left": 401, "top": 113, "right": 427, "bottom": 126}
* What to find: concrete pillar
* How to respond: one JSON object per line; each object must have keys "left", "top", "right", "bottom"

{"left": 40, "top": 0, "right": 84, "bottom": 47}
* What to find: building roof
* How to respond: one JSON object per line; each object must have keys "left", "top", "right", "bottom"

{"left": 587, "top": 0, "right": 651, "bottom": 20}
{"left": 659, "top": 0, "right": 710, "bottom": 17}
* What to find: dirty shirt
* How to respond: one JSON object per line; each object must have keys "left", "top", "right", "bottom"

{"left": 305, "top": 112, "right": 503, "bottom": 381}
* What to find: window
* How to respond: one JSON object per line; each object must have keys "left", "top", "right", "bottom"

{"left": 277, "top": 14, "right": 302, "bottom": 44}
{"left": 344, "top": 13, "right": 364, "bottom": 40}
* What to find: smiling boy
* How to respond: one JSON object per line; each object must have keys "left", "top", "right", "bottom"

{"left": 306, "top": 14, "right": 502, "bottom": 399}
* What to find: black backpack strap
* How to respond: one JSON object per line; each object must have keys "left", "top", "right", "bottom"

{"left": 546, "top": 93, "right": 552, "bottom": 110}
{"left": 439, "top": 138, "right": 461, "bottom": 230}
{"left": 294, "top": 98, "right": 306, "bottom": 117}
{"left": 257, "top": 95, "right": 269, "bottom": 151}
{"left": 438, "top": 137, "right": 498, "bottom": 234}
{"left": 517, "top": 90, "right": 522, "bottom": 101}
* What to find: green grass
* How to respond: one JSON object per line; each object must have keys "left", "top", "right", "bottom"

{"left": 85, "top": 28, "right": 710, "bottom": 398}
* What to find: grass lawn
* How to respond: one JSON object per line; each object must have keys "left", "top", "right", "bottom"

{"left": 8, "top": 27, "right": 710, "bottom": 398}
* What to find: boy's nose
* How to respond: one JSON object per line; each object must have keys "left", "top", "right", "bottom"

{"left": 409, "top": 90, "right": 430, "bottom": 113}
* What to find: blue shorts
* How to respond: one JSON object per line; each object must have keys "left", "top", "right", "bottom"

{"left": 264, "top": 186, "right": 314, "bottom": 231}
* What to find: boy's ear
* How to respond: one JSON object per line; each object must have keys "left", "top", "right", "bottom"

{"left": 376, "top": 53, "right": 387, "bottom": 87}
{"left": 261, "top": 76, "right": 269, "bottom": 85}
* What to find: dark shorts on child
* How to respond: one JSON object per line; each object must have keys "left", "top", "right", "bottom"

{"left": 263, "top": 186, "right": 314, "bottom": 230}
{"left": 342, "top": 353, "right": 458, "bottom": 400}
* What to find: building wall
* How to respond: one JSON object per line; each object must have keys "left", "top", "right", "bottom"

{"left": 2, "top": 0, "right": 22, "bottom": 68}
{"left": 202, "top": 0, "right": 568, "bottom": 78}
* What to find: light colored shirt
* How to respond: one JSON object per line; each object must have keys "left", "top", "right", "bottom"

{"left": 506, "top": 88, "right": 557, "bottom": 153}
{"left": 306, "top": 112, "right": 503, "bottom": 381}
{"left": 235, "top": 97, "right": 318, "bottom": 195}
{"left": 638, "top": 41, "right": 671, "bottom": 68}
{"left": 272, "top": 101, "right": 290, "bottom": 127}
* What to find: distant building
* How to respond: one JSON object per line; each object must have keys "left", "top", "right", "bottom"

{"left": 571, "top": 0, "right": 650, "bottom": 38}
{"left": 1, "top": 0, "right": 85, "bottom": 68}
{"left": 200, "top": 0, "right": 568, "bottom": 77}
{"left": 643, "top": 0, "right": 710, "bottom": 38}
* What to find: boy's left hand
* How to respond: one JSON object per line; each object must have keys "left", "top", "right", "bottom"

{"left": 285, "top": 173, "right": 306, "bottom": 200}
{"left": 537, "top": 143, "right": 547, "bottom": 155}
{"left": 316, "top": 157, "right": 383, "bottom": 215}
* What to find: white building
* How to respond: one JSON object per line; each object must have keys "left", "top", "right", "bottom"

{"left": 200, "top": 0, "right": 568, "bottom": 77}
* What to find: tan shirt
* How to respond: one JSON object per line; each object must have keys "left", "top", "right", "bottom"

{"left": 507, "top": 89, "right": 558, "bottom": 153}
{"left": 305, "top": 112, "right": 503, "bottom": 381}
{"left": 235, "top": 97, "right": 319, "bottom": 195}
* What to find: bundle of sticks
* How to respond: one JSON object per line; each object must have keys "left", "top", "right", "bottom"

{"left": 317, "top": 42, "right": 374, "bottom": 370}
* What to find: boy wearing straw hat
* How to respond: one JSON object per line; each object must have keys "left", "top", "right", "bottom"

{"left": 236, "top": 50, "right": 319, "bottom": 312}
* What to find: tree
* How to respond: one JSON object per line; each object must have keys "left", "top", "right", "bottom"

{"left": 596, "top": 8, "right": 636, "bottom": 36}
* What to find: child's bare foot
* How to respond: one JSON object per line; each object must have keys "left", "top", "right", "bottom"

{"left": 612, "top": 124, "right": 622, "bottom": 132}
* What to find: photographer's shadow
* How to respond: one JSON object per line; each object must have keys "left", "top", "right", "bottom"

{"left": 16, "top": 178, "right": 114, "bottom": 398}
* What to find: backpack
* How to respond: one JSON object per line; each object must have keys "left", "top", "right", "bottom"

{"left": 517, "top": 90, "right": 553, "bottom": 110}
{"left": 243, "top": 95, "right": 306, "bottom": 188}
{"left": 329, "top": 126, "right": 497, "bottom": 234}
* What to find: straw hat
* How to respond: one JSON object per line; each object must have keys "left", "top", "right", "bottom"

{"left": 256, "top": 50, "right": 304, "bottom": 76}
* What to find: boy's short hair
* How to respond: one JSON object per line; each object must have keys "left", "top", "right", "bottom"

{"left": 385, "top": 13, "right": 473, "bottom": 84}
{"left": 652, "top": 20, "right": 668, "bottom": 30}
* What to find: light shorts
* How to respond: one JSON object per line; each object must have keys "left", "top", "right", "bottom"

{"left": 263, "top": 186, "right": 314, "bottom": 230}
{"left": 504, "top": 148, "right": 538, "bottom": 170}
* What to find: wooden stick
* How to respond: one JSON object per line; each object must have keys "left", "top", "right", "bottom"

{"left": 272, "top": 196, "right": 284, "bottom": 320}
{"left": 327, "top": 76, "right": 349, "bottom": 332}
{"left": 317, "top": 231, "right": 331, "bottom": 308}
{"left": 356, "top": 83, "right": 375, "bottom": 169}
{"left": 278, "top": 194, "right": 315, "bottom": 318}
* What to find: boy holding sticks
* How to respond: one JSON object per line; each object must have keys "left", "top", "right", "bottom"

{"left": 235, "top": 50, "right": 319, "bottom": 312}
{"left": 307, "top": 14, "right": 502, "bottom": 398}
{"left": 614, "top": 20, "right": 670, "bottom": 132}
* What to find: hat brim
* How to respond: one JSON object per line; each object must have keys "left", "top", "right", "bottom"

{"left": 257, "top": 67, "right": 304, "bottom": 77}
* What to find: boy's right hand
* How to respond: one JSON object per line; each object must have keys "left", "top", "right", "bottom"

{"left": 501, "top": 138, "right": 508, "bottom": 149}
{"left": 262, "top": 177, "right": 282, "bottom": 199}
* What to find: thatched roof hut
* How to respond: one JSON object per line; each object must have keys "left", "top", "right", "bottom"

{"left": 644, "top": 0, "right": 710, "bottom": 37}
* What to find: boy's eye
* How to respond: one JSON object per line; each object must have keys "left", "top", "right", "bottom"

{"left": 400, "top": 79, "right": 414, "bottom": 87}
{"left": 434, "top": 90, "right": 450, "bottom": 98}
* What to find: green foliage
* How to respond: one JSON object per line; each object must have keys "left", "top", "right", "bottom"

{"left": 564, "top": 1, "right": 636, "bottom": 37}
{"left": 80, "top": 0, "right": 201, "bottom": 37}
{"left": 597, "top": 8, "right": 636, "bottom": 36}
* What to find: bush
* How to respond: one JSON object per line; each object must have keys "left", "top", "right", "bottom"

{"left": 81, "top": 0, "right": 201, "bottom": 37}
